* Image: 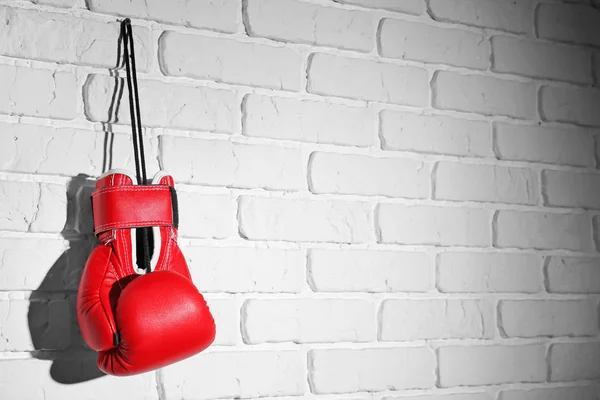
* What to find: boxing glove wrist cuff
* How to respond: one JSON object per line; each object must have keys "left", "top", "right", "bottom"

{"left": 91, "top": 185, "right": 178, "bottom": 235}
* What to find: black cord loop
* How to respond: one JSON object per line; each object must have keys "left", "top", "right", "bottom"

{"left": 121, "top": 18, "right": 152, "bottom": 273}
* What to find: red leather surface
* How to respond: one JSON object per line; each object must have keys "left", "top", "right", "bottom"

{"left": 92, "top": 185, "right": 173, "bottom": 235}
{"left": 76, "top": 171, "right": 216, "bottom": 376}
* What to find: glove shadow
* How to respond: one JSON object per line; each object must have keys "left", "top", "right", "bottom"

{"left": 27, "top": 174, "right": 106, "bottom": 383}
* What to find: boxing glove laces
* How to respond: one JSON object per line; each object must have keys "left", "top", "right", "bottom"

{"left": 76, "top": 19, "right": 216, "bottom": 376}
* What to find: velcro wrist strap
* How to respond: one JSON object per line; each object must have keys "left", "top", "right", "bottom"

{"left": 92, "top": 185, "right": 177, "bottom": 235}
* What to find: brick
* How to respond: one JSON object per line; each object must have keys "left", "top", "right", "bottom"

{"left": 0, "top": 299, "right": 70, "bottom": 351}
{"left": 439, "top": 345, "right": 546, "bottom": 386}
{"left": 334, "top": 0, "right": 425, "bottom": 15}
{"left": 243, "top": 94, "right": 376, "bottom": 147}
{"left": 243, "top": 299, "right": 375, "bottom": 343}
{"left": 380, "top": 19, "right": 489, "bottom": 70}
{"left": 177, "top": 192, "right": 236, "bottom": 239}
{"left": 500, "top": 386, "right": 598, "bottom": 400}
{"left": 0, "top": 359, "right": 156, "bottom": 400}
{"left": 0, "top": 181, "right": 66, "bottom": 233}
{"left": 0, "top": 238, "right": 92, "bottom": 291}
{"left": 0, "top": 65, "right": 76, "bottom": 120}
{"left": 309, "top": 348, "right": 436, "bottom": 393}
{"left": 546, "top": 256, "right": 600, "bottom": 293}
{"left": 206, "top": 299, "right": 238, "bottom": 346}
{"left": 380, "top": 299, "right": 495, "bottom": 341}
{"left": 435, "top": 162, "right": 539, "bottom": 205}
{"left": 0, "top": 7, "right": 151, "bottom": 70}
{"left": 380, "top": 111, "right": 492, "bottom": 157}
{"left": 309, "top": 152, "right": 429, "bottom": 198}
{"left": 84, "top": 74, "right": 238, "bottom": 133}
{"left": 239, "top": 197, "right": 372, "bottom": 243}
{"left": 0, "top": 123, "right": 139, "bottom": 177}
{"left": 162, "top": 351, "right": 304, "bottom": 399}
{"left": 429, "top": 0, "right": 533, "bottom": 34}
{"left": 433, "top": 71, "right": 535, "bottom": 119}
{"left": 34, "top": 0, "right": 77, "bottom": 7}
{"left": 537, "top": 3, "right": 600, "bottom": 47}
{"left": 543, "top": 170, "right": 600, "bottom": 209}
{"left": 494, "top": 123, "right": 595, "bottom": 167}
{"left": 183, "top": 246, "right": 304, "bottom": 293}
{"left": 438, "top": 252, "right": 543, "bottom": 293}
{"left": 500, "top": 300, "right": 599, "bottom": 337}
{"left": 385, "top": 394, "right": 493, "bottom": 400}
{"left": 492, "top": 36, "right": 591, "bottom": 84}
{"left": 495, "top": 211, "right": 593, "bottom": 251}
{"left": 87, "top": 0, "right": 239, "bottom": 33}
{"left": 161, "top": 136, "right": 304, "bottom": 191}
{"left": 541, "top": 86, "right": 600, "bottom": 127}
{"left": 246, "top": 0, "right": 374, "bottom": 52}
{"left": 378, "top": 205, "right": 491, "bottom": 247}
{"left": 550, "top": 342, "right": 600, "bottom": 381}
{"left": 159, "top": 31, "right": 302, "bottom": 91}
{"left": 308, "top": 53, "right": 428, "bottom": 105}
{"left": 594, "top": 51, "right": 600, "bottom": 86}
{"left": 308, "top": 249, "right": 432, "bottom": 292}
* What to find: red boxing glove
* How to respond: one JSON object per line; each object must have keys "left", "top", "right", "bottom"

{"left": 76, "top": 170, "right": 216, "bottom": 376}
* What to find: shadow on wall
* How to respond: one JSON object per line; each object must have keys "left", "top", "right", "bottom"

{"left": 26, "top": 20, "right": 127, "bottom": 384}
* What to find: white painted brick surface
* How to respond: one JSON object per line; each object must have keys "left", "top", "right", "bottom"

{"left": 499, "top": 386, "right": 599, "bottom": 400}
{"left": 428, "top": 0, "right": 533, "bottom": 34}
{"left": 0, "top": 65, "right": 77, "bottom": 120}
{"left": 492, "top": 36, "right": 590, "bottom": 84}
{"left": 378, "top": 205, "right": 491, "bottom": 246}
{"left": 0, "top": 181, "right": 66, "bottom": 233}
{"left": 537, "top": 3, "right": 600, "bottom": 47}
{"left": 379, "top": 299, "right": 495, "bottom": 340}
{"left": 0, "top": 6, "right": 151, "bottom": 70}
{"left": 246, "top": 0, "right": 374, "bottom": 52}
{"left": 546, "top": 257, "right": 600, "bottom": 293}
{"left": 184, "top": 246, "right": 304, "bottom": 293}
{"left": 206, "top": 298, "right": 239, "bottom": 345}
{"left": 540, "top": 85, "right": 600, "bottom": 127}
{"left": 309, "top": 348, "right": 436, "bottom": 393}
{"left": 162, "top": 351, "right": 304, "bottom": 399}
{"left": 308, "top": 249, "right": 432, "bottom": 292}
{"left": 433, "top": 71, "right": 535, "bottom": 119}
{"left": 87, "top": 0, "right": 240, "bottom": 32}
{"left": 0, "top": 299, "right": 70, "bottom": 351}
{"left": 438, "top": 345, "right": 546, "bottom": 386}
{"left": 434, "top": 162, "right": 539, "bottom": 205}
{"left": 543, "top": 170, "right": 600, "bottom": 209}
{"left": 334, "top": 0, "right": 425, "bottom": 15}
{"left": 380, "top": 111, "right": 492, "bottom": 157}
{"left": 177, "top": 192, "right": 237, "bottom": 239}
{"left": 386, "top": 394, "right": 493, "bottom": 400}
{"left": 437, "top": 253, "right": 543, "bottom": 293}
{"left": 0, "top": 360, "right": 157, "bottom": 400}
{"left": 494, "top": 123, "right": 595, "bottom": 167}
{"left": 2, "top": 0, "right": 599, "bottom": 396}
{"left": 308, "top": 53, "right": 429, "bottom": 105}
{"left": 379, "top": 19, "right": 489, "bottom": 70}
{"left": 159, "top": 31, "right": 302, "bottom": 90}
{"left": 243, "top": 299, "right": 375, "bottom": 343}
{"left": 499, "top": 300, "right": 599, "bottom": 337}
{"left": 309, "top": 152, "right": 430, "bottom": 198}
{"left": 550, "top": 342, "right": 600, "bottom": 381}
{"left": 495, "top": 211, "right": 593, "bottom": 251}
{"left": 243, "top": 94, "right": 376, "bottom": 147}
{"left": 161, "top": 136, "right": 305, "bottom": 190}
{"left": 84, "top": 74, "right": 239, "bottom": 133}
{"left": 239, "top": 196, "right": 372, "bottom": 243}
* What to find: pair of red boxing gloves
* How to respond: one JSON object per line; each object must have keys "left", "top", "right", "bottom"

{"left": 76, "top": 19, "right": 216, "bottom": 376}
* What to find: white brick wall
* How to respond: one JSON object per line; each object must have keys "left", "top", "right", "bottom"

{"left": 2, "top": 0, "right": 600, "bottom": 398}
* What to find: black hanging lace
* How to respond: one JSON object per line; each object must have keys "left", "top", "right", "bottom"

{"left": 121, "top": 18, "right": 152, "bottom": 273}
